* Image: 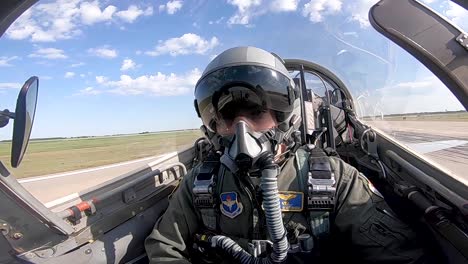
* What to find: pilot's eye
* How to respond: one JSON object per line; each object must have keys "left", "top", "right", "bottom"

{"left": 250, "top": 108, "right": 267, "bottom": 119}
{"left": 219, "top": 102, "right": 266, "bottom": 121}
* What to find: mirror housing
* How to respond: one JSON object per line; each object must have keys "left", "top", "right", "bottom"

{"left": 11, "top": 76, "right": 39, "bottom": 168}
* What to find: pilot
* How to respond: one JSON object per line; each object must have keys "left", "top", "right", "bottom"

{"left": 145, "top": 46, "right": 427, "bottom": 263}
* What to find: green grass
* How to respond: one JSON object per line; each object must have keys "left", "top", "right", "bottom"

{"left": 0, "top": 130, "right": 202, "bottom": 178}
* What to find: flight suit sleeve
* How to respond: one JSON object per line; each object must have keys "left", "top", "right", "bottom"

{"left": 144, "top": 170, "right": 199, "bottom": 264}
{"left": 331, "top": 157, "right": 427, "bottom": 263}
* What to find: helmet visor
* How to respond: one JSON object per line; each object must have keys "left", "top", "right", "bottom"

{"left": 195, "top": 65, "right": 295, "bottom": 132}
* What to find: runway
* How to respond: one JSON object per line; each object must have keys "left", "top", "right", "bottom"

{"left": 19, "top": 154, "right": 171, "bottom": 206}
{"left": 19, "top": 121, "right": 468, "bottom": 206}
{"left": 367, "top": 121, "right": 468, "bottom": 182}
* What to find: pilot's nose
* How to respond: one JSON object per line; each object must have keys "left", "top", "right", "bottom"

{"left": 231, "top": 116, "right": 256, "bottom": 129}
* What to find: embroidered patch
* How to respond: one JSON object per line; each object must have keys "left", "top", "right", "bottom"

{"left": 220, "top": 192, "right": 243, "bottom": 219}
{"left": 279, "top": 191, "right": 304, "bottom": 212}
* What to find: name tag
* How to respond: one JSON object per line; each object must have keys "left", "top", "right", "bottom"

{"left": 279, "top": 191, "right": 304, "bottom": 212}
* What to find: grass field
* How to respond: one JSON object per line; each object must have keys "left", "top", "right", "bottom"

{"left": 0, "top": 130, "right": 202, "bottom": 178}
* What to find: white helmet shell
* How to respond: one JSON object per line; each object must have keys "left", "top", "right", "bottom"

{"left": 197, "top": 46, "right": 292, "bottom": 86}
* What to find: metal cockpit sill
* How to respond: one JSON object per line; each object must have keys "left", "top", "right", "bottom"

{"left": 456, "top": 33, "right": 468, "bottom": 51}
{"left": 0, "top": 144, "right": 198, "bottom": 258}
{"left": 56, "top": 162, "right": 187, "bottom": 224}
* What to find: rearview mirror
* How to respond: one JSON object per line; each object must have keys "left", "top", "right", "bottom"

{"left": 11, "top": 76, "right": 39, "bottom": 168}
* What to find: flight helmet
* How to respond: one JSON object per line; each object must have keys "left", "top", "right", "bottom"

{"left": 194, "top": 46, "right": 301, "bottom": 172}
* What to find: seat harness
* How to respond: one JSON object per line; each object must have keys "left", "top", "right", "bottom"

{"left": 192, "top": 146, "right": 336, "bottom": 255}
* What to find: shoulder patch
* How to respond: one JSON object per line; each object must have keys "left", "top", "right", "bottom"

{"left": 220, "top": 192, "right": 243, "bottom": 219}
{"left": 279, "top": 191, "right": 304, "bottom": 212}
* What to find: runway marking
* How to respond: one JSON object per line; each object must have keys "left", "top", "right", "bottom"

{"left": 405, "top": 140, "right": 468, "bottom": 154}
{"left": 45, "top": 192, "right": 79, "bottom": 208}
{"left": 35, "top": 152, "right": 179, "bottom": 207}
{"left": 18, "top": 155, "right": 165, "bottom": 183}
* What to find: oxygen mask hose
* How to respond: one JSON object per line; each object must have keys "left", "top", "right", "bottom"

{"left": 257, "top": 153, "right": 289, "bottom": 263}
{"left": 199, "top": 153, "right": 289, "bottom": 264}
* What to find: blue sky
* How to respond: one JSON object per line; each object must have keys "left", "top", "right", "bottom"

{"left": 0, "top": 0, "right": 466, "bottom": 140}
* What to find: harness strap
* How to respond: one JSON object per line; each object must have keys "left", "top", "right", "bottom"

{"left": 295, "top": 146, "right": 336, "bottom": 239}
{"left": 252, "top": 208, "right": 261, "bottom": 240}
{"left": 309, "top": 212, "right": 330, "bottom": 238}
{"left": 199, "top": 209, "right": 217, "bottom": 231}
{"left": 193, "top": 154, "right": 220, "bottom": 232}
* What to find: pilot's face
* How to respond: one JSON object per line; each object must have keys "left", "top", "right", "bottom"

{"left": 216, "top": 109, "right": 278, "bottom": 136}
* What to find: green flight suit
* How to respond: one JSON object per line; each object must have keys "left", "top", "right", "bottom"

{"left": 145, "top": 149, "right": 426, "bottom": 263}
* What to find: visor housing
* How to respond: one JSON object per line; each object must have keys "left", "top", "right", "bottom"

{"left": 194, "top": 65, "right": 296, "bottom": 132}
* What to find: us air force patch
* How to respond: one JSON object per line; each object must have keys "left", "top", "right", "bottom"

{"left": 220, "top": 192, "right": 243, "bottom": 219}
{"left": 278, "top": 191, "right": 303, "bottom": 212}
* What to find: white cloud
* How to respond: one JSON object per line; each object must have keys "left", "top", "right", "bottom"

{"left": 159, "top": 0, "right": 183, "bottom": 15}
{"left": 29, "top": 48, "right": 68, "bottom": 59}
{"left": 115, "top": 5, "right": 153, "bottom": 23}
{"left": 80, "top": 1, "right": 117, "bottom": 25}
{"left": 227, "top": 0, "right": 262, "bottom": 25}
{"left": 98, "top": 68, "right": 201, "bottom": 96}
{"left": 445, "top": 2, "right": 468, "bottom": 31}
{"left": 70, "top": 62, "right": 85, "bottom": 67}
{"left": 144, "top": 6, "right": 154, "bottom": 16}
{"left": 0, "top": 82, "right": 21, "bottom": 90}
{"left": 7, "top": 0, "right": 86, "bottom": 42}
{"left": 167, "top": 0, "right": 183, "bottom": 14}
{"left": 223, "top": 0, "right": 365, "bottom": 27}
{"left": 65, "top": 72, "right": 75, "bottom": 78}
{"left": 88, "top": 46, "right": 118, "bottom": 58}
{"left": 226, "top": 0, "right": 299, "bottom": 25}
{"left": 120, "top": 59, "right": 137, "bottom": 71}
{"left": 5, "top": 0, "right": 153, "bottom": 42}
{"left": 41, "top": 76, "right": 53, "bottom": 80}
{"left": 0, "top": 56, "right": 19, "bottom": 67}
{"left": 75, "top": 87, "right": 102, "bottom": 96}
{"left": 269, "top": 0, "right": 299, "bottom": 12}
{"left": 96, "top": 75, "right": 108, "bottom": 84}
{"left": 6, "top": 0, "right": 83, "bottom": 42}
{"left": 345, "top": 0, "right": 379, "bottom": 28}
{"left": 300, "top": 0, "right": 381, "bottom": 28}
{"left": 302, "top": 0, "right": 342, "bottom": 23}
{"left": 80, "top": 74, "right": 86, "bottom": 78}
{"left": 146, "top": 33, "right": 219, "bottom": 56}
